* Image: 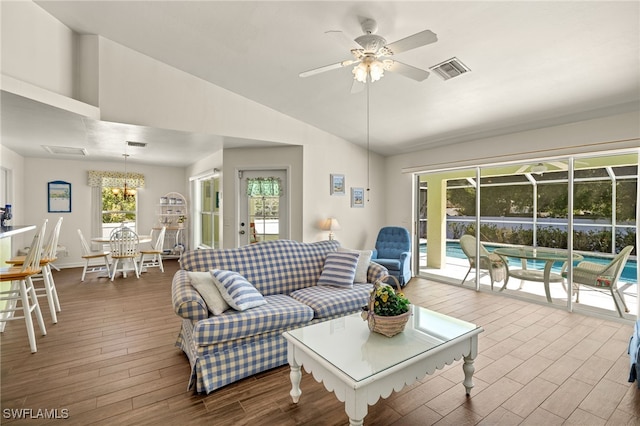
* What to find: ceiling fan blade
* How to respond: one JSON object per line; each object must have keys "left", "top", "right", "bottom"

{"left": 325, "top": 30, "right": 357, "bottom": 50}
{"left": 299, "top": 59, "right": 356, "bottom": 78}
{"left": 384, "top": 30, "right": 437, "bottom": 55}
{"left": 549, "top": 161, "right": 568, "bottom": 170}
{"left": 386, "top": 61, "right": 430, "bottom": 81}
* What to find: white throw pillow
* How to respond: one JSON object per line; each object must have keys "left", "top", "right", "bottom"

{"left": 187, "top": 271, "right": 230, "bottom": 315}
{"left": 317, "top": 251, "right": 360, "bottom": 288}
{"left": 210, "top": 269, "right": 267, "bottom": 311}
{"left": 338, "top": 247, "right": 372, "bottom": 283}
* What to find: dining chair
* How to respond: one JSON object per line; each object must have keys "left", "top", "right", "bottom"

{"left": 0, "top": 220, "right": 48, "bottom": 352}
{"left": 139, "top": 226, "right": 166, "bottom": 273}
{"left": 109, "top": 226, "right": 140, "bottom": 281}
{"left": 7, "top": 217, "right": 63, "bottom": 323}
{"left": 459, "top": 234, "right": 508, "bottom": 290}
{"left": 77, "top": 229, "right": 111, "bottom": 281}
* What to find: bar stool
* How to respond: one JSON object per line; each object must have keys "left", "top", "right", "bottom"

{"left": 6, "top": 217, "right": 63, "bottom": 323}
{"left": 0, "top": 220, "right": 48, "bottom": 353}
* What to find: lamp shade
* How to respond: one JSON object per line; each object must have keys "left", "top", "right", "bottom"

{"left": 321, "top": 218, "right": 341, "bottom": 231}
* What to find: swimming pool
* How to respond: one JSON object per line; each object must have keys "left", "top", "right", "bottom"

{"left": 422, "top": 242, "right": 638, "bottom": 284}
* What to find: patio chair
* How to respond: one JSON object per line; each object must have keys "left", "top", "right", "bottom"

{"left": 460, "top": 235, "right": 508, "bottom": 290}
{"left": 564, "top": 245, "right": 634, "bottom": 317}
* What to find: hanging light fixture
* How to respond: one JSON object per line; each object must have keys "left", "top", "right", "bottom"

{"left": 112, "top": 153, "right": 136, "bottom": 198}
{"left": 352, "top": 56, "right": 393, "bottom": 83}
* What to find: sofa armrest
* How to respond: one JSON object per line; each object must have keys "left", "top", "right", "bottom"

{"left": 171, "top": 269, "right": 209, "bottom": 321}
{"left": 367, "top": 261, "right": 389, "bottom": 283}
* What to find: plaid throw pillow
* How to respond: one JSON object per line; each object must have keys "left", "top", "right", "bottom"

{"left": 318, "top": 251, "right": 360, "bottom": 288}
{"left": 210, "top": 269, "right": 267, "bottom": 311}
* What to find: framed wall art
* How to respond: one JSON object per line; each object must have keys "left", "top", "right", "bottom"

{"left": 351, "top": 187, "right": 364, "bottom": 208}
{"left": 330, "top": 174, "right": 345, "bottom": 195}
{"left": 47, "top": 180, "right": 71, "bottom": 213}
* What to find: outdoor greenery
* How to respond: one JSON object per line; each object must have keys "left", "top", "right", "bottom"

{"left": 445, "top": 172, "right": 637, "bottom": 255}
{"left": 448, "top": 180, "right": 636, "bottom": 220}
{"left": 102, "top": 187, "right": 136, "bottom": 224}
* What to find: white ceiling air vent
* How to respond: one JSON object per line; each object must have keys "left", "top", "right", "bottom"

{"left": 42, "top": 145, "right": 88, "bottom": 156}
{"left": 429, "top": 57, "right": 470, "bottom": 80}
{"left": 126, "top": 141, "right": 147, "bottom": 148}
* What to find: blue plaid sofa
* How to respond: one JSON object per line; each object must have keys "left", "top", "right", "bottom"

{"left": 171, "top": 239, "right": 388, "bottom": 394}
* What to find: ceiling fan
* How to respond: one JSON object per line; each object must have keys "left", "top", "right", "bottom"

{"left": 299, "top": 18, "right": 437, "bottom": 89}
{"left": 516, "top": 160, "right": 589, "bottom": 174}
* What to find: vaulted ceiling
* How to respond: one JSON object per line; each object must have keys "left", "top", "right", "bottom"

{"left": 2, "top": 1, "right": 639, "bottom": 166}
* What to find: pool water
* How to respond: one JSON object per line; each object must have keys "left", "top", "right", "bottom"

{"left": 422, "top": 242, "right": 638, "bottom": 284}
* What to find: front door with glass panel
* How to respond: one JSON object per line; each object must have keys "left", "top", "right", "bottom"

{"left": 239, "top": 170, "right": 288, "bottom": 246}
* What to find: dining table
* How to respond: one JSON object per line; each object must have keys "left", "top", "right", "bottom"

{"left": 91, "top": 234, "right": 152, "bottom": 277}
{"left": 493, "top": 247, "right": 583, "bottom": 303}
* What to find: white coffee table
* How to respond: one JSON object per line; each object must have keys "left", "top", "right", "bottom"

{"left": 282, "top": 306, "right": 483, "bottom": 425}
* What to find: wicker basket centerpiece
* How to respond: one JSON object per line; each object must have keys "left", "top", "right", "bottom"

{"left": 361, "top": 275, "right": 411, "bottom": 337}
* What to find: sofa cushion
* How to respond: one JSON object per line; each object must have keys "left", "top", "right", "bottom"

{"left": 211, "top": 269, "right": 267, "bottom": 311}
{"left": 188, "top": 271, "right": 230, "bottom": 315}
{"left": 317, "top": 251, "right": 360, "bottom": 288}
{"left": 290, "top": 283, "right": 372, "bottom": 319}
{"left": 191, "top": 294, "right": 314, "bottom": 345}
{"left": 338, "top": 247, "right": 373, "bottom": 283}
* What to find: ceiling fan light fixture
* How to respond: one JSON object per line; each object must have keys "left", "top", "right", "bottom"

{"left": 531, "top": 163, "right": 547, "bottom": 174}
{"left": 352, "top": 56, "right": 386, "bottom": 83}
{"left": 352, "top": 62, "right": 368, "bottom": 82}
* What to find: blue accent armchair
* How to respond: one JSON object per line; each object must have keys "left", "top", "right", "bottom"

{"left": 371, "top": 226, "right": 412, "bottom": 286}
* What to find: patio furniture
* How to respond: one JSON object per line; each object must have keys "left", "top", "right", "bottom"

{"left": 494, "top": 246, "right": 583, "bottom": 302}
{"left": 564, "top": 245, "right": 634, "bottom": 317}
{"left": 371, "top": 226, "right": 411, "bottom": 286}
{"left": 460, "top": 235, "right": 508, "bottom": 290}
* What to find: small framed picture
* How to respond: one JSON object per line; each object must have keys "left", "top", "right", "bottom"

{"left": 351, "top": 187, "right": 364, "bottom": 208}
{"left": 330, "top": 174, "right": 345, "bottom": 195}
{"left": 48, "top": 180, "right": 72, "bottom": 213}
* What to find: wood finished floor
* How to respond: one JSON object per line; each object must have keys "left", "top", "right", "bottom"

{"left": 1, "top": 259, "right": 639, "bottom": 425}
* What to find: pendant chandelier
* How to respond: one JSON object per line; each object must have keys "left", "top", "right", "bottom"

{"left": 112, "top": 153, "right": 137, "bottom": 198}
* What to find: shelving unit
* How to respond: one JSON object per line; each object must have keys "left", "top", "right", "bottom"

{"left": 156, "top": 192, "right": 188, "bottom": 258}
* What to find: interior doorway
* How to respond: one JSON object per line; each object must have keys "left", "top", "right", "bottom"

{"left": 238, "top": 170, "right": 288, "bottom": 246}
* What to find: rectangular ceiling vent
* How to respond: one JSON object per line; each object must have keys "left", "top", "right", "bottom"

{"left": 430, "top": 57, "right": 471, "bottom": 80}
{"left": 42, "top": 145, "right": 88, "bottom": 156}
{"left": 127, "top": 141, "right": 147, "bottom": 148}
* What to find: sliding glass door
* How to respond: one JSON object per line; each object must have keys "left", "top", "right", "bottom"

{"left": 416, "top": 151, "right": 638, "bottom": 318}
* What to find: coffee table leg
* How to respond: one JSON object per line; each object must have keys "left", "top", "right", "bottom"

{"left": 288, "top": 345, "right": 302, "bottom": 403}
{"left": 462, "top": 354, "right": 475, "bottom": 396}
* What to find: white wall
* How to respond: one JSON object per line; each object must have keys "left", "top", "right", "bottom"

{"left": 384, "top": 112, "right": 640, "bottom": 231}
{"left": 0, "top": 146, "right": 28, "bottom": 251}
{"left": 0, "top": 1, "right": 76, "bottom": 99}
